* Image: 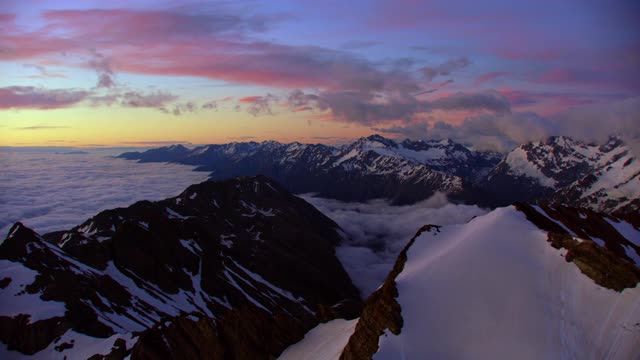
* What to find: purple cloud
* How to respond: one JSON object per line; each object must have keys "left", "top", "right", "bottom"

{"left": 421, "top": 57, "right": 471, "bottom": 82}
{"left": 0, "top": 86, "right": 88, "bottom": 109}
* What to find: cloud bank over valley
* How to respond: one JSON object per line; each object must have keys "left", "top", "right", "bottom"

{"left": 0, "top": 151, "right": 210, "bottom": 237}
{"left": 301, "top": 193, "right": 488, "bottom": 296}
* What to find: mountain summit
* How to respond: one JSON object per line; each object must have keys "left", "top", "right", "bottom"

{"left": 0, "top": 176, "right": 361, "bottom": 359}
{"left": 485, "top": 136, "right": 639, "bottom": 220}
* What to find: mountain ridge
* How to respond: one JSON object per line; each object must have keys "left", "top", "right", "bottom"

{"left": 0, "top": 176, "right": 361, "bottom": 359}
{"left": 336, "top": 204, "right": 640, "bottom": 359}
{"left": 118, "top": 135, "right": 501, "bottom": 206}
{"left": 118, "top": 134, "right": 639, "bottom": 217}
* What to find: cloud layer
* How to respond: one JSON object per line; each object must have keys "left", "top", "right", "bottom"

{"left": 421, "top": 57, "right": 471, "bottom": 82}
{"left": 301, "top": 194, "right": 487, "bottom": 296}
{"left": 374, "top": 96, "right": 640, "bottom": 153}
{"left": 0, "top": 151, "right": 210, "bottom": 237}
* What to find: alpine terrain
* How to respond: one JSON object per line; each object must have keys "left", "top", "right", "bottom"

{"left": 2, "top": 135, "right": 639, "bottom": 359}
{"left": 119, "top": 135, "right": 640, "bottom": 214}
{"left": 0, "top": 176, "right": 361, "bottom": 359}
{"left": 285, "top": 204, "right": 640, "bottom": 359}
{"left": 119, "top": 135, "right": 501, "bottom": 205}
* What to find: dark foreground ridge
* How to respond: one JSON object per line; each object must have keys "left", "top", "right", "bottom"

{"left": 0, "top": 176, "right": 361, "bottom": 359}
{"left": 338, "top": 204, "right": 639, "bottom": 358}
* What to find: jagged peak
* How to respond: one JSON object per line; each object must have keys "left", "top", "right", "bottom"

{"left": 358, "top": 134, "right": 398, "bottom": 148}
{"left": 514, "top": 135, "right": 630, "bottom": 156}
{"left": 165, "top": 144, "right": 189, "bottom": 151}
{"left": 401, "top": 138, "right": 458, "bottom": 148}
{"left": 260, "top": 140, "right": 283, "bottom": 146}
{"left": 600, "top": 135, "right": 625, "bottom": 152}
{"left": 542, "top": 135, "right": 580, "bottom": 147}
{"left": 432, "top": 138, "right": 456, "bottom": 146}
{"left": 6, "top": 221, "right": 29, "bottom": 239}
{"left": 178, "top": 175, "right": 284, "bottom": 198}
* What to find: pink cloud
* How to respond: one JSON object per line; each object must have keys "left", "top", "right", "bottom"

{"left": 238, "top": 96, "right": 263, "bottom": 103}
{"left": 498, "top": 89, "right": 538, "bottom": 106}
{"left": 473, "top": 72, "right": 509, "bottom": 86}
{"left": 293, "top": 105, "right": 313, "bottom": 112}
{"left": 2, "top": 5, "right": 634, "bottom": 125}
{"left": 535, "top": 68, "right": 575, "bottom": 83}
{"left": 0, "top": 9, "right": 410, "bottom": 91}
{"left": 0, "top": 13, "right": 16, "bottom": 23}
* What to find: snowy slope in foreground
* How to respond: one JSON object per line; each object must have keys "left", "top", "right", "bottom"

{"left": 278, "top": 319, "right": 358, "bottom": 360}
{"left": 375, "top": 207, "right": 640, "bottom": 359}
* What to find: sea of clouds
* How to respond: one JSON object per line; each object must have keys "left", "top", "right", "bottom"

{"left": 0, "top": 149, "right": 210, "bottom": 238}
{"left": 301, "top": 193, "right": 488, "bottom": 297}
{"left": 1, "top": 149, "right": 488, "bottom": 298}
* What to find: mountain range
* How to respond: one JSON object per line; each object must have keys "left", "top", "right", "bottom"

{"left": 118, "top": 135, "right": 497, "bottom": 205}
{"left": 2, "top": 135, "right": 639, "bottom": 358}
{"left": 119, "top": 134, "right": 639, "bottom": 221}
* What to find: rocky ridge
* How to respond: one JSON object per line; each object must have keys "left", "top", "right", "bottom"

{"left": 485, "top": 136, "right": 640, "bottom": 217}
{"left": 0, "top": 176, "right": 361, "bottom": 359}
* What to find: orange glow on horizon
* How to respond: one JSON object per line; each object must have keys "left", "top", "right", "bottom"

{"left": 0, "top": 106, "right": 378, "bottom": 147}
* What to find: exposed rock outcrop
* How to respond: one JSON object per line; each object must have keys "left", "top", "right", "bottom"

{"left": 515, "top": 203, "right": 640, "bottom": 291}
{"left": 339, "top": 225, "right": 441, "bottom": 360}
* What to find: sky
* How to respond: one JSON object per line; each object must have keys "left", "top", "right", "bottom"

{"left": 1, "top": 0, "right": 639, "bottom": 149}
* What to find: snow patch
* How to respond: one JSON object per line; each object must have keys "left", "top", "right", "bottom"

{"left": 220, "top": 234, "right": 235, "bottom": 248}
{"left": 505, "top": 147, "right": 557, "bottom": 187}
{"left": 0, "top": 260, "right": 67, "bottom": 323}
{"left": 278, "top": 318, "right": 358, "bottom": 360}
{"left": 0, "top": 330, "right": 137, "bottom": 360}
{"left": 230, "top": 259, "right": 312, "bottom": 313}
{"left": 223, "top": 268, "right": 271, "bottom": 314}
{"left": 166, "top": 207, "right": 190, "bottom": 220}
{"left": 179, "top": 239, "right": 202, "bottom": 254}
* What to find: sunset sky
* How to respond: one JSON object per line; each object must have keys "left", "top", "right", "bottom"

{"left": 1, "top": 0, "right": 639, "bottom": 149}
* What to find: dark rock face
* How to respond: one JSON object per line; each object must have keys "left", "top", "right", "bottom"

{"left": 340, "top": 224, "right": 441, "bottom": 360}
{"left": 118, "top": 135, "right": 500, "bottom": 205}
{"left": 515, "top": 203, "right": 640, "bottom": 291}
{"left": 131, "top": 307, "right": 312, "bottom": 360}
{"left": 0, "top": 176, "right": 361, "bottom": 358}
{"left": 131, "top": 316, "right": 224, "bottom": 360}
{"left": 0, "top": 315, "right": 67, "bottom": 355}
